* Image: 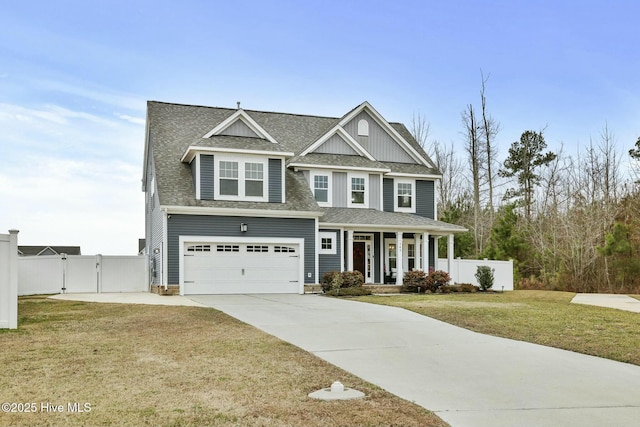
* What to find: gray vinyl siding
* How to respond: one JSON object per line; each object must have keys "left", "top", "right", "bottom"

{"left": 220, "top": 119, "right": 260, "bottom": 138}
{"left": 318, "top": 229, "right": 341, "bottom": 279}
{"left": 383, "top": 178, "right": 394, "bottom": 212}
{"left": 369, "top": 174, "right": 380, "bottom": 209}
{"left": 200, "top": 154, "right": 215, "bottom": 200}
{"left": 166, "top": 215, "right": 316, "bottom": 284}
{"left": 333, "top": 172, "right": 347, "bottom": 207}
{"left": 268, "top": 158, "right": 282, "bottom": 203}
{"left": 315, "top": 134, "right": 358, "bottom": 155}
{"left": 343, "top": 111, "right": 416, "bottom": 164}
{"left": 428, "top": 236, "right": 435, "bottom": 270}
{"left": 416, "top": 180, "right": 435, "bottom": 219}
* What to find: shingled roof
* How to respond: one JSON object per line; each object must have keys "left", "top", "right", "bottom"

{"left": 145, "top": 101, "right": 441, "bottom": 213}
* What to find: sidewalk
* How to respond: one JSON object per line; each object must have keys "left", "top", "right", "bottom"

{"left": 571, "top": 293, "right": 640, "bottom": 313}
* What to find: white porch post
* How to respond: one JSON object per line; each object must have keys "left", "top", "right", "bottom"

{"left": 347, "top": 230, "right": 354, "bottom": 271}
{"left": 413, "top": 233, "right": 421, "bottom": 270}
{"left": 434, "top": 236, "right": 439, "bottom": 270}
{"left": 422, "top": 232, "right": 429, "bottom": 272}
{"left": 447, "top": 233, "right": 455, "bottom": 282}
{"left": 395, "top": 232, "right": 403, "bottom": 285}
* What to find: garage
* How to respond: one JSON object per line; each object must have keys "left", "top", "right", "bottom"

{"left": 181, "top": 239, "right": 303, "bottom": 295}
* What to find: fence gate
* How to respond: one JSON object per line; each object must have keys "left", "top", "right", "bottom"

{"left": 19, "top": 254, "right": 149, "bottom": 296}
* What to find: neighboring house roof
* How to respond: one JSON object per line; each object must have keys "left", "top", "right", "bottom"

{"left": 320, "top": 208, "right": 467, "bottom": 233}
{"left": 18, "top": 246, "right": 81, "bottom": 256}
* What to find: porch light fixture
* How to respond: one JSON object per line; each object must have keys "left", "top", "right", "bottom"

{"left": 240, "top": 223, "right": 248, "bottom": 232}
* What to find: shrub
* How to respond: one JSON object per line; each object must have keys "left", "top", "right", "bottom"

{"left": 320, "top": 271, "right": 343, "bottom": 292}
{"left": 425, "top": 270, "right": 451, "bottom": 292}
{"left": 325, "top": 287, "right": 372, "bottom": 297}
{"left": 459, "top": 282, "right": 479, "bottom": 293}
{"left": 321, "top": 270, "right": 364, "bottom": 293}
{"left": 341, "top": 270, "right": 365, "bottom": 288}
{"left": 475, "top": 266, "right": 495, "bottom": 291}
{"left": 402, "top": 270, "right": 428, "bottom": 293}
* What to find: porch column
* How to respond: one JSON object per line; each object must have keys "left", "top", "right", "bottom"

{"left": 422, "top": 232, "right": 429, "bottom": 272}
{"left": 447, "top": 233, "right": 455, "bottom": 282}
{"left": 395, "top": 231, "right": 403, "bottom": 285}
{"left": 413, "top": 233, "right": 421, "bottom": 270}
{"left": 347, "top": 230, "right": 354, "bottom": 271}
{"left": 434, "top": 236, "right": 439, "bottom": 270}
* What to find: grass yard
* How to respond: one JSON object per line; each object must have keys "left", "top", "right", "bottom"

{"left": 355, "top": 290, "right": 640, "bottom": 366}
{"left": 0, "top": 296, "right": 447, "bottom": 427}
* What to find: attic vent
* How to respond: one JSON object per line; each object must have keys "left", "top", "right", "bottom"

{"left": 357, "top": 119, "right": 369, "bottom": 136}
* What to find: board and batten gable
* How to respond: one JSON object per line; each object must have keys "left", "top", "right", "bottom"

{"left": 219, "top": 119, "right": 261, "bottom": 138}
{"left": 343, "top": 111, "right": 416, "bottom": 164}
{"left": 314, "top": 134, "right": 359, "bottom": 155}
{"left": 166, "top": 215, "right": 316, "bottom": 285}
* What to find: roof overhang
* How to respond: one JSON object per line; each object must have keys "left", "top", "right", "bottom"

{"left": 319, "top": 221, "right": 468, "bottom": 234}
{"left": 289, "top": 163, "right": 391, "bottom": 174}
{"left": 162, "top": 205, "right": 322, "bottom": 219}
{"left": 181, "top": 146, "right": 294, "bottom": 163}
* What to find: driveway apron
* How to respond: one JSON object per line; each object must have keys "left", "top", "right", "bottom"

{"left": 190, "top": 294, "right": 640, "bottom": 427}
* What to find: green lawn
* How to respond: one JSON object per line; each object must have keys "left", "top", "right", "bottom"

{"left": 0, "top": 296, "right": 447, "bottom": 427}
{"left": 355, "top": 290, "right": 640, "bottom": 365}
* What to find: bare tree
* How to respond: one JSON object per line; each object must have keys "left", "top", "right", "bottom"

{"left": 479, "top": 71, "right": 500, "bottom": 212}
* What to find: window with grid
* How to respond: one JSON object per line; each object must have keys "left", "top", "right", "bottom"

{"left": 245, "top": 162, "right": 264, "bottom": 197}
{"left": 397, "top": 182, "right": 412, "bottom": 208}
{"left": 219, "top": 161, "right": 239, "bottom": 196}
{"left": 314, "top": 175, "right": 329, "bottom": 203}
{"left": 351, "top": 177, "right": 365, "bottom": 204}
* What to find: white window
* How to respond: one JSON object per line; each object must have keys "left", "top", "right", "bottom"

{"left": 245, "top": 162, "right": 264, "bottom": 197}
{"left": 348, "top": 173, "right": 368, "bottom": 208}
{"left": 394, "top": 179, "right": 415, "bottom": 212}
{"left": 314, "top": 175, "right": 329, "bottom": 203}
{"left": 219, "top": 161, "right": 239, "bottom": 196}
{"left": 357, "top": 119, "right": 369, "bottom": 136}
{"left": 319, "top": 232, "right": 337, "bottom": 255}
{"left": 214, "top": 156, "right": 268, "bottom": 201}
{"left": 309, "top": 171, "right": 332, "bottom": 206}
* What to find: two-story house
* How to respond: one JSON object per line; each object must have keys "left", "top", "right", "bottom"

{"left": 142, "top": 101, "right": 466, "bottom": 295}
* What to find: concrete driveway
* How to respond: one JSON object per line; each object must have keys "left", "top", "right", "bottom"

{"left": 190, "top": 294, "right": 640, "bottom": 427}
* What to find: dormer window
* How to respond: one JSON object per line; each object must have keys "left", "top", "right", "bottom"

{"left": 214, "top": 155, "right": 268, "bottom": 201}
{"left": 357, "top": 119, "right": 369, "bottom": 136}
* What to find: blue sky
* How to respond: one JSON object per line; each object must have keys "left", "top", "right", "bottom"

{"left": 1, "top": 0, "right": 638, "bottom": 254}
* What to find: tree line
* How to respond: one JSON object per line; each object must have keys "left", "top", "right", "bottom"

{"left": 413, "top": 75, "right": 640, "bottom": 293}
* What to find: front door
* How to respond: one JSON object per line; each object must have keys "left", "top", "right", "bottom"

{"left": 353, "top": 242, "right": 366, "bottom": 278}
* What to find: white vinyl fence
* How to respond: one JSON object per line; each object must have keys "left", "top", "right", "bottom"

{"left": 0, "top": 230, "right": 19, "bottom": 329}
{"left": 19, "top": 254, "right": 149, "bottom": 296}
{"left": 438, "top": 258, "right": 514, "bottom": 291}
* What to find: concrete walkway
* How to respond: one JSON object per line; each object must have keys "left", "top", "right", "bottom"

{"left": 190, "top": 294, "right": 640, "bottom": 427}
{"left": 571, "top": 293, "right": 640, "bottom": 313}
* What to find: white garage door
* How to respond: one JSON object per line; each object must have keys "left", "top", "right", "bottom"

{"left": 182, "top": 242, "right": 301, "bottom": 294}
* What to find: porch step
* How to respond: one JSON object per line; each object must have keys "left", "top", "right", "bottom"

{"left": 151, "top": 285, "right": 180, "bottom": 296}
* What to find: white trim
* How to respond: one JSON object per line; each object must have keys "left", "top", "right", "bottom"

{"left": 300, "top": 126, "right": 376, "bottom": 161}
{"left": 194, "top": 154, "right": 201, "bottom": 200}
{"left": 181, "top": 146, "right": 293, "bottom": 163}
{"left": 379, "top": 174, "right": 384, "bottom": 210}
{"left": 357, "top": 118, "right": 369, "bottom": 136}
{"left": 319, "top": 221, "right": 465, "bottom": 233}
{"left": 179, "top": 235, "right": 305, "bottom": 295}
{"left": 214, "top": 154, "right": 268, "bottom": 202}
{"left": 347, "top": 172, "right": 369, "bottom": 208}
{"left": 314, "top": 218, "right": 319, "bottom": 282}
{"left": 202, "top": 109, "right": 279, "bottom": 144}
{"left": 353, "top": 233, "right": 374, "bottom": 283}
{"left": 384, "top": 172, "right": 442, "bottom": 179}
{"left": 289, "top": 163, "right": 390, "bottom": 173}
{"left": 310, "top": 170, "right": 332, "bottom": 207}
{"left": 394, "top": 178, "right": 416, "bottom": 213}
{"left": 318, "top": 231, "right": 337, "bottom": 255}
{"left": 163, "top": 205, "right": 322, "bottom": 219}
{"left": 339, "top": 228, "right": 345, "bottom": 272}
{"left": 281, "top": 160, "right": 286, "bottom": 203}
{"left": 162, "top": 209, "right": 168, "bottom": 290}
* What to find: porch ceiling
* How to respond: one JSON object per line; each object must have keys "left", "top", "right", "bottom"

{"left": 319, "top": 207, "right": 467, "bottom": 233}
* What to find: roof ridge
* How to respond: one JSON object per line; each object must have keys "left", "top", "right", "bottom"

{"left": 147, "top": 100, "right": 339, "bottom": 120}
